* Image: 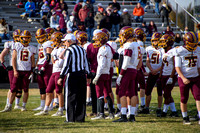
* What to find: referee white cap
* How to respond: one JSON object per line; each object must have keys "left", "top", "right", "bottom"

{"left": 61, "top": 33, "right": 76, "bottom": 41}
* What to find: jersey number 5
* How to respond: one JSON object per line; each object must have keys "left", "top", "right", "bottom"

{"left": 20, "top": 50, "right": 29, "bottom": 61}
{"left": 185, "top": 56, "right": 197, "bottom": 67}
{"left": 151, "top": 53, "right": 159, "bottom": 64}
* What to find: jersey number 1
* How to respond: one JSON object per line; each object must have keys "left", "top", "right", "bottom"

{"left": 151, "top": 53, "right": 159, "bottom": 64}
{"left": 20, "top": 50, "right": 29, "bottom": 61}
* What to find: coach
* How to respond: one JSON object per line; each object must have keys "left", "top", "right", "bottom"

{"left": 57, "top": 33, "right": 89, "bottom": 123}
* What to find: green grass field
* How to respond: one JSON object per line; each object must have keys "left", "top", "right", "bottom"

{"left": 0, "top": 87, "right": 200, "bottom": 133}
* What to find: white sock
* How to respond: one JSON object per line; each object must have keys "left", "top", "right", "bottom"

{"left": 198, "top": 111, "right": 200, "bottom": 119}
{"left": 140, "top": 97, "right": 145, "bottom": 106}
{"left": 15, "top": 98, "right": 20, "bottom": 105}
{"left": 8, "top": 103, "right": 12, "bottom": 107}
{"left": 104, "top": 103, "right": 108, "bottom": 109}
{"left": 163, "top": 104, "right": 169, "bottom": 113}
{"left": 50, "top": 99, "right": 54, "bottom": 108}
{"left": 6, "top": 98, "right": 9, "bottom": 105}
{"left": 89, "top": 97, "right": 92, "bottom": 102}
{"left": 169, "top": 102, "right": 176, "bottom": 112}
{"left": 22, "top": 102, "right": 26, "bottom": 107}
{"left": 117, "top": 104, "right": 121, "bottom": 110}
{"left": 40, "top": 100, "right": 45, "bottom": 107}
{"left": 58, "top": 107, "right": 63, "bottom": 112}
{"left": 130, "top": 107, "right": 136, "bottom": 115}
{"left": 121, "top": 107, "right": 127, "bottom": 115}
{"left": 128, "top": 105, "right": 131, "bottom": 114}
{"left": 54, "top": 98, "right": 58, "bottom": 103}
{"left": 136, "top": 104, "right": 139, "bottom": 110}
{"left": 86, "top": 97, "right": 90, "bottom": 102}
{"left": 113, "top": 105, "right": 115, "bottom": 109}
{"left": 44, "top": 106, "right": 49, "bottom": 111}
{"left": 182, "top": 112, "right": 187, "bottom": 118}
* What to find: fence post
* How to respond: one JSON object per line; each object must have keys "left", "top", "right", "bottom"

{"left": 176, "top": 2, "right": 178, "bottom": 27}
{"left": 185, "top": 12, "right": 188, "bottom": 28}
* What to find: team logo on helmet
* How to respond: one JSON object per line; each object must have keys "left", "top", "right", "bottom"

{"left": 183, "top": 31, "right": 198, "bottom": 51}
{"left": 158, "top": 34, "right": 174, "bottom": 48}
{"left": 13, "top": 29, "right": 21, "bottom": 42}
{"left": 20, "top": 30, "right": 31, "bottom": 46}
{"left": 35, "top": 28, "right": 47, "bottom": 44}
{"left": 50, "top": 32, "right": 63, "bottom": 48}
{"left": 151, "top": 32, "right": 162, "bottom": 48}
{"left": 101, "top": 28, "right": 110, "bottom": 39}
{"left": 76, "top": 31, "right": 88, "bottom": 45}
{"left": 73, "top": 30, "right": 80, "bottom": 37}
{"left": 45, "top": 27, "right": 55, "bottom": 40}
{"left": 93, "top": 32, "right": 108, "bottom": 47}
{"left": 134, "top": 27, "right": 146, "bottom": 42}
{"left": 119, "top": 26, "right": 134, "bottom": 46}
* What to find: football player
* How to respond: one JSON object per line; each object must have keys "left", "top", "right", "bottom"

{"left": 158, "top": 34, "right": 178, "bottom": 117}
{"left": 76, "top": 31, "right": 92, "bottom": 106}
{"left": 113, "top": 26, "right": 142, "bottom": 122}
{"left": 34, "top": 32, "right": 64, "bottom": 116}
{"left": 45, "top": 27, "right": 55, "bottom": 41}
{"left": 140, "top": 32, "right": 163, "bottom": 117}
{"left": 134, "top": 27, "right": 148, "bottom": 114}
{"left": 1, "top": 30, "right": 36, "bottom": 112}
{"left": 33, "top": 28, "right": 53, "bottom": 111}
{"left": 175, "top": 32, "right": 200, "bottom": 125}
{"left": 0, "top": 29, "right": 23, "bottom": 110}
{"left": 91, "top": 32, "right": 115, "bottom": 120}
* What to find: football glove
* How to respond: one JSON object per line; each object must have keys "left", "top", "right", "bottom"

{"left": 116, "top": 75, "right": 123, "bottom": 85}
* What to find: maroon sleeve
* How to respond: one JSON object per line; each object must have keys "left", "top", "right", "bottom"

{"left": 124, "top": 49, "right": 132, "bottom": 57}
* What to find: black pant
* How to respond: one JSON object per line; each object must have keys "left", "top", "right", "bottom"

{"left": 90, "top": 73, "right": 97, "bottom": 114}
{"left": 162, "top": 14, "right": 169, "bottom": 25}
{"left": 65, "top": 71, "right": 86, "bottom": 122}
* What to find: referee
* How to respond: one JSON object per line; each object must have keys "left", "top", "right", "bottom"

{"left": 57, "top": 33, "right": 89, "bottom": 123}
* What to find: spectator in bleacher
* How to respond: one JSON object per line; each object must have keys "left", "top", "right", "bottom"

{"left": 154, "top": 0, "right": 161, "bottom": 15}
{"left": 56, "top": 25, "right": 61, "bottom": 32}
{"left": 53, "top": 3, "right": 63, "bottom": 15}
{"left": 41, "top": 15, "right": 50, "bottom": 29}
{"left": 133, "top": 3, "right": 144, "bottom": 22}
{"left": 60, "top": 0, "right": 68, "bottom": 14}
{"left": 109, "top": 0, "right": 120, "bottom": 12}
{"left": 139, "top": 0, "right": 147, "bottom": 12}
{"left": 62, "top": 10, "right": 68, "bottom": 23}
{"left": 73, "top": 0, "right": 83, "bottom": 22}
{"left": 99, "top": 11, "right": 112, "bottom": 31}
{"left": 162, "top": 26, "right": 174, "bottom": 36}
{"left": 25, "top": 0, "right": 36, "bottom": 17}
{"left": 94, "top": 10, "right": 104, "bottom": 29}
{"left": 183, "top": 26, "right": 188, "bottom": 34}
{"left": 120, "top": 8, "right": 132, "bottom": 28}
{"left": 97, "top": 3, "right": 104, "bottom": 12}
{"left": 40, "top": 1, "right": 50, "bottom": 18}
{"left": 17, "top": 0, "right": 26, "bottom": 8}
{"left": 0, "top": 19, "right": 10, "bottom": 40}
{"left": 174, "top": 33, "right": 181, "bottom": 43}
{"left": 86, "top": 0, "right": 94, "bottom": 14}
{"left": 159, "top": 1, "right": 172, "bottom": 27}
{"left": 67, "top": 16, "right": 75, "bottom": 31}
{"left": 59, "top": 14, "right": 67, "bottom": 34}
{"left": 106, "top": 4, "right": 113, "bottom": 16}
{"left": 50, "top": 0, "right": 56, "bottom": 9}
{"left": 72, "top": 21, "right": 79, "bottom": 32}
{"left": 78, "top": 2, "right": 90, "bottom": 25}
{"left": 139, "top": 21, "right": 149, "bottom": 35}
{"left": 85, "top": 12, "right": 94, "bottom": 42}
{"left": 148, "top": 20, "right": 157, "bottom": 37}
{"left": 110, "top": 8, "right": 120, "bottom": 37}
{"left": 50, "top": 12, "right": 60, "bottom": 29}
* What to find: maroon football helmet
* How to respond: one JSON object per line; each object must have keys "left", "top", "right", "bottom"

{"left": 151, "top": 32, "right": 162, "bottom": 48}
{"left": 134, "top": 27, "right": 146, "bottom": 42}
{"left": 158, "top": 34, "right": 174, "bottom": 48}
{"left": 45, "top": 27, "right": 55, "bottom": 40}
{"left": 101, "top": 28, "right": 110, "bottom": 39}
{"left": 76, "top": 31, "right": 88, "bottom": 45}
{"left": 183, "top": 31, "right": 198, "bottom": 51}
{"left": 13, "top": 29, "right": 21, "bottom": 42}
{"left": 119, "top": 26, "right": 134, "bottom": 45}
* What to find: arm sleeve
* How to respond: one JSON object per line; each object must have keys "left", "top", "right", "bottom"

{"left": 60, "top": 50, "right": 71, "bottom": 78}
{"left": 120, "top": 56, "right": 131, "bottom": 75}
{"left": 84, "top": 52, "right": 90, "bottom": 74}
{"left": 175, "top": 56, "right": 181, "bottom": 67}
{"left": 96, "top": 55, "right": 107, "bottom": 78}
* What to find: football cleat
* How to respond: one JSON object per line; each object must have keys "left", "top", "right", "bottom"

{"left": 89, "top": 112, "right": 97, "bottom": 117}
{"left": 115, "top": 108, "right": 121, "bottom": 118}
{"left": 161, "top": 112, "right": 167, "bottom": 117}
{"left": 48, "top": 106, "right": 54, "bottom": 111}
{"left": 91, "top": 114, "right": 105, "bottom": 120}
{"left": 183, "top": 116, "right": 191, "bottom": 125}
{"left": 105, "top": 113, "right": 115, "bottom": 119}
{"left": 14, "top": 105, "right": 22, "bottom": 110}
{"left": 33, "top": 106, "right": 44, "bottom": 111}
{"left": 53, "top": 102, "right": 59, "bottom": 109}
{"left": 170, "top": 111, "right": 179, "bottom": 117}
{"left": 86, "top": 101, "right": 92, "bottom": 106}
{"left": 138, "top": 108, "right": 150, "bottom": 114}
{"left": 129, "top": 115, "right": 136, "bottom": 122}
{"left": 0, "top": 105, "right": 12, "bottom": 113}
{"left": 104, "top": 108, "right": 109, "bottom": 114}
{"left": 21, "top": 106, "right": 27, "bottom": 112}
{"left": 34, "top": 110, "right": 49, "bottom": 116}
{"left": 52, "top": 111, "right": 64, "bottom": 116}
{"left": 113, "top": 115, "right": 128, "bottom": 122}
{"left": 156, "top": 109, "right": 162, "bottom": 117}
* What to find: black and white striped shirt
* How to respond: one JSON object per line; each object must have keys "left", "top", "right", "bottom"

{"left": 60, "top": 44, "right": 89, "bottom": 78}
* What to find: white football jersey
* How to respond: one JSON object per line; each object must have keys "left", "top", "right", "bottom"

{"left": 15, "top": 42, "right": 36, "bottom": 71}
{"left": 122, "top": 42, "right": 140, "bottom": 69}
{"left": 162, "top": 49, "right": 175, "bottom": 76}
{"left": 51, "top": 46, "right": 65, "bottom": 73}
{"left": 83, "top": 42, "right": 91, "bottom": 51}
{"left": 96, "top": 44, "right": 113, "bottom": 77}
{"left": 37, "top": 41, "right": 53, "bottom": 65}
{"left": 4, "top": 41, "right": 15, "bottom": 66}
{"left": 137, "top": 40, "right": 145, "bottom": 55}
{"left": 107, "top": 41, "right": 117, "bottom": 52}
{"left": 146, "top": 46, "right": 163, "bottom": 72}
{"left": 175, "top": 46, "right": 200, "bottom": 78}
